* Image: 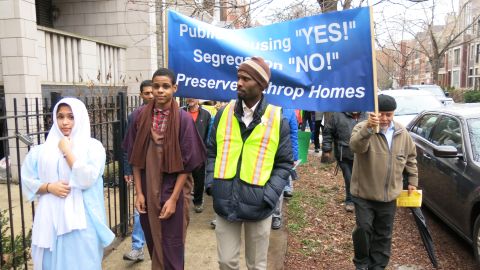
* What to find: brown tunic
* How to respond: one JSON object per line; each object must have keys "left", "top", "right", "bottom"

{"left": 126, "top": 105, "right": 206, "bottom": 270}
{"left": 140, "top": 129, "right": 193, "bottom": 269}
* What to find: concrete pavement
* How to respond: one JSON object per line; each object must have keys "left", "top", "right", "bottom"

{"left": 102, "top": 194, "right": 288, "bottom": 270}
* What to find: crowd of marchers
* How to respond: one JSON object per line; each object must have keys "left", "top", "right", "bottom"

{"left": 20, "top": 56, "right": 422, "bottom": 270}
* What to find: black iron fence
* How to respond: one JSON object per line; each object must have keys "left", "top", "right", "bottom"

{"left": 0, "top": 93, "right": 140, "bottom": 269}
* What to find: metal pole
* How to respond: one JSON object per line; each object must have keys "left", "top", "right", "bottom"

{"left": 117, "top": 92, "right": 128, "bottom": 236}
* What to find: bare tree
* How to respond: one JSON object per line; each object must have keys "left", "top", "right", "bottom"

{"left": 265, "top": 1, "right": 321, "bottom": 23}
{"left": 316, "top": 0, "right": 371, "bottom": 13}
{"left": 377, "top": 0, "right": 480, "bottom": 86}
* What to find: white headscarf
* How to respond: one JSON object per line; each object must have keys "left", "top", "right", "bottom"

{"left": 41, "top": 97, "right": 91, "bottom": 166}
{"left": 33, "top": 97, "right": 90, "bottom": 250}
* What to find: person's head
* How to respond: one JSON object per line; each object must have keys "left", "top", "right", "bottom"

{"left": 378, "top": 95, "right": 397, "bottom": 130}
{"left": 52, "top": 97, "right": 90, "bottom": 140}
{"left": 139, "top": 80, "right": 153, "bottom": 104}
{"left": 185, "top": 98, "right": 199, "bottom": 110}
{"left": 237, "top": 56, "right": 271, "bottom": 104}
{"left": 56, "top": 103, "right": 74, "bottom": 136}
{"left": 151, "top": 68, "right": 177, "bottom": 109}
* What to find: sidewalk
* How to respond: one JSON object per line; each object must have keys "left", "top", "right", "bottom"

{"left": 102, "top": 194, "right": 288, "bottom": 270}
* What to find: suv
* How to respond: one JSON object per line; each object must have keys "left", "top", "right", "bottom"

{"left": 403, "top": 84, "right": 454, "bottom": 105}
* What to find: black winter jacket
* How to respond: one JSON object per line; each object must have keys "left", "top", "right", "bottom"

{"left": 182, "top": 105, "right": 211, "bottom": 145}
{"left": 205, "top": 97, "right": 293, "bottom": 222}
{"left": 322, "top": 112, "right": 367, "bottom": 161}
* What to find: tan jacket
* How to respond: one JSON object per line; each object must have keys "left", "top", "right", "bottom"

{"left": 349, "top": 120, "right": 418, "bottom": 202}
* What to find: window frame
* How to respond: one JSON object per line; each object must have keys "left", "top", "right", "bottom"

{"left": 429, "top": 116, "right": 463, "bottom": 153}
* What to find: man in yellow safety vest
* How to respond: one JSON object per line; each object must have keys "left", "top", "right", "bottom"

{"left": 205, "top": 56, "right": 293, "bottom": 270}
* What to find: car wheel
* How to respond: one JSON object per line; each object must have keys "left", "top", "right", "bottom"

{"left": 474, "top": 215, "right": 480, "bottom": 262}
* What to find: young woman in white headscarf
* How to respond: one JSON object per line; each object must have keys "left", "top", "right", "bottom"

{"left": 21, "top": 97, "right": 114, "bottom": 270}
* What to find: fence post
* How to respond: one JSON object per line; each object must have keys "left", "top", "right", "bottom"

{"left": 116, "top": 92, "right": 128, "bottom": 236}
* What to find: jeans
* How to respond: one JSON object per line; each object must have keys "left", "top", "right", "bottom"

{"left": 132, "top": 209, "right": 145, "bottom": 250}
{"left": 273, "top": 176, "right": 292, "bottom": 219}
{"left": 273, "top": 193, "right": 284, "bottom": 219}
{"left": 338, "top": 159, "right": 354, "bottom": 203}
{"left": 283, "top": 175, "right": 293, "bottom": 193}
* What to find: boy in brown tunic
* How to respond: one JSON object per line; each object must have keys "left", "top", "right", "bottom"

{"left": 126, "top": 68, "right": 206, "bottom": 269}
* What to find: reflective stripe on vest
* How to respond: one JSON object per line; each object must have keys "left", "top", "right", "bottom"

{"left": 214, "top": 101, "right": 242, "bottom": 179}
{"left": 214, "top": 101, "right": 281, "bottom": 186}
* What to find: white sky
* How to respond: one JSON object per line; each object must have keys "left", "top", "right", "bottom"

{"left": 251, "top": 0, "right": 460, "bottom": 43}
{"left": 373, "top": 0, "right": 459, "bottom": 43}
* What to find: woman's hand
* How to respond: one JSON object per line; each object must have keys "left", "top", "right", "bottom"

{"left": 159, "top": 198, "right": 177, "bottom": 220}
{"left": 58, "top": 137, "right": 72, "bottom": 155}
{"left": 135, "top": 193, "right": 147, "bottom": 214}
{"left": 49, "top": 181, "right": 71, "bottom": 198}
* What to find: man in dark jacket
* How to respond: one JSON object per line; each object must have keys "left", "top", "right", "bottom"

{"left": 183, "top": 98, "right": 211, "bottom": 213}
{"left": 205, "top": 56, "right": 293, "bottom": 269}
{"left": 322, "top": 112, "right": 367, "bottom": 212}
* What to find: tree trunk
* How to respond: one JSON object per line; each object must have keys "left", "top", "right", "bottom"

{"left": 343, "top": 0, "right": 352, "bottom": 10}
{"left": 203, "top": 0, "right": 215, "bottom": 16}
{"left": 430, "top": 58, "right": 440, "bottom": 85}
{"left": 317, "top": 0, "right": 338, "bottom": 13}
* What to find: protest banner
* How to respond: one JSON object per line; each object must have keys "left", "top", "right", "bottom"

{"left": 168, "top": 7, "right": 377, "bottom": 112}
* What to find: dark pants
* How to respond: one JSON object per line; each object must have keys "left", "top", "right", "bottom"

{"left": 352, "top": 197, "right": 396, "bottom": 270}
{"left": 338, "top": 159, "right": 353, "bottom": 203}
{"left": 192, "top": 164, "right": 205, "bottom": 206}
{"left": 300, "top": 111, "right": 314, "bottom": 132}
{"left": 313, "top": 120, "right": 323, "bottom": 150}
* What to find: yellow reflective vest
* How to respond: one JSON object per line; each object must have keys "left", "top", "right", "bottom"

{"left": 214, "top": 101, "right": 281, "bottom": 186}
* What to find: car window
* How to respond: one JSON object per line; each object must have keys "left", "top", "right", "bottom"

{"left": 411, "top": 114, "right": 440, "bottom": 139}
{"left": 392, "top": 95, "right": 442, "bottom": 116}
{"left": 404, "top": 85, "right": 447, "bottom": 98}
{"left": 421, "top": 86, "right": 446, "bottom": 97}
{"left": 430, "top": 116, "right": 463, "bottom": 152}
{"left": 468, "top": 118, "right": 480, "bottom": 162}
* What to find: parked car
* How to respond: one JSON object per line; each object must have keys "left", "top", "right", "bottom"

{"left": 406, "top": 104, "right": 480, "bottom": 261}
{"left": 379, "top": 90, "right": 443, "bottom": 126}
{"left": 403, "top": 84, "right": 454, "bottom": 105}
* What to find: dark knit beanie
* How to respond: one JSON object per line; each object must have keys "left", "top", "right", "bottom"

{"left": 378, "top": 94, "right": 397, "bottom": 111}
{"left": 238, "top": 56, "right": 271, "bottom": 89}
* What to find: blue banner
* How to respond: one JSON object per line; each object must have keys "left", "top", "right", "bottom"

{"left": 168, "top": 7, "right": 375, "bottom": 112}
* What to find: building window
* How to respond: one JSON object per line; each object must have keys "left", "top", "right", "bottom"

{"left": 476, "top": 45, "right": 480, "bottom": 64}
{"left": 454, "top": 48, "right": 460, "bottom": 66}
{"left": 469, "top": 68, "right": 473, "bottom": 88}
{"left": 452, "top": 70, "right": 460, "bottom": 88}
{"left": 477, "top": 20, "right": 480, "bottom": 37}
